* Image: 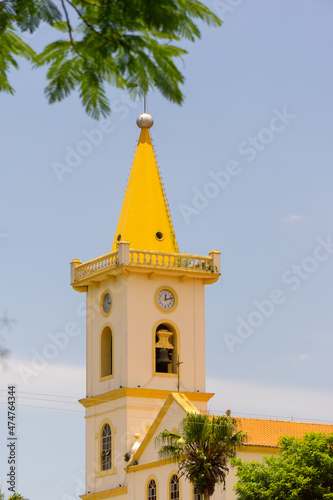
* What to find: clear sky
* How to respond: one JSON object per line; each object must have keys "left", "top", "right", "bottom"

{"left": 1, "top": 1, "right": 333, "bottom": 498}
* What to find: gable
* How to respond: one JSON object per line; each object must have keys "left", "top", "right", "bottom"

{"left": 128, "top": 392, "right": 199, "bottom": 467}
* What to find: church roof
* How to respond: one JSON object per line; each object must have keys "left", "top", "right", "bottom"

{"left": 111, "top": 114, "right": 179, "bottom": 253}
{"left": 237, "top": 417, "right": 333, "bottom": 448}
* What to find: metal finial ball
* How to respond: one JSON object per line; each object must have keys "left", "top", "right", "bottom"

{"left": 136, "top": 113, "right": 154, "bottom": 129}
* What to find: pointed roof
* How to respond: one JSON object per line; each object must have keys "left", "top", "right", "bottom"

{"left": 111, "top": 113, "right": 179, "bottom": 253}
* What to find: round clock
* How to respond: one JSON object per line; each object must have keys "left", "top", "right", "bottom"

{"left": 102, "top": 292, "right": 112, "bottom": 315}
{"left": 155, "top": 287, "right": 177, "bottom": 312}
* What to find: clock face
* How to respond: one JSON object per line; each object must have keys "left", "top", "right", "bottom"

{"left": 102, "top": 293, "right": 112, "bottom": 314}
{"left": 157, "top": 289, "right": 175, "bottom": 310}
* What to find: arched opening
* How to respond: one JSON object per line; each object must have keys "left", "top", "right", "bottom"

{"left": 155, "top": 323, "right": 178, "bottom": 374}
{"left": 148, "top": 479, "right": 157, "bottom": 500}
{"left": 170, "top": 474, "right": 179, "bottom": 500}
{"left": 101, "top": 326, "right": 112, "bottom": 378}
{"left": 101, "top": 423, "right": 112, "bottom": 471}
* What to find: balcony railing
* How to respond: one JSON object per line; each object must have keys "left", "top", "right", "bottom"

{"left": 71, "top": 242, "right": 220, "bottom": 284}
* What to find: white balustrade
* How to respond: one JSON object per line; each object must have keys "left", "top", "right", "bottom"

{"left": 73, "top": 248, "right": 219, "bottom": 283}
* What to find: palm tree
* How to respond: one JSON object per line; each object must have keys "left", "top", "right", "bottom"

{"left": 0, "top": 493, "right": 27, "bottom": 500}
{"left": 156, "top": 411, "right": 245, "bottom": 500}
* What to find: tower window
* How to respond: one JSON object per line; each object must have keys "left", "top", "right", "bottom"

{"left": 170, "top": 474, "right": 179, "bottom": 500}
{"left": 155, "top": 231, "right": 163, "bottom": 240}
{"left": 155, "top": 323, "right": 178, "bottom": 374}
{"left": 101, "top": 326, "right": 112, "bottom": 378}
{"left": 101, "top": 423, "right": 112, "bottom": 471}
{"left": 148, "top": 479, "right": 157, "bottom": 500}
{"left": 117, "top": 234, "right": 121, "bottom": 242}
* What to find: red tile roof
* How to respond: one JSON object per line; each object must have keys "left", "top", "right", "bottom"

{"left": 236, "top": 417, "right": 333, "bottom": 448}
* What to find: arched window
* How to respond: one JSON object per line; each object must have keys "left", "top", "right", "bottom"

{"left": 155, "top": 323, "right": 178, "bottom": 374}
{"left": 194, "top": 486, "right": 203, "bottom": 500}
{"left": 101, "top": 326, "right": 112, "bottom": 378}
{"left": 170, "top": 474, "right": 179, "bottom": 499}
{"left": 148, "top": 479, "right": 157, "bottom": 500}
{"left": 101, "top": 423, "right": 111, "bottom": 470}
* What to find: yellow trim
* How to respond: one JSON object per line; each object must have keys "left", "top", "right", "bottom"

{"left": 79, "top": 388, "right": 214, "bottom": 408}
{"left": 145, "top": 474, "right": 159, "bottom": 500}
{"left": 154, "top": 286, "right": 178, "bottom": 313}
{"left": 152, "top": 319, "right": 180, "bottom": 377}
{"left": 100, "top": 290, "right": 112, "bottom": 317}
{"left": 80, "top": 486, "right": 127, "bottom": 500}
{"left": 85, "top": 404, "right": 161, "bottom": 420}
{"left": 111, "top": 127, "right": 179, "bottom": 253}
{"left": 99, "top": 323, "right": 114, "bottom": 381}
{"left": 168, "top": 469, "right": 182, "bottom": 500}
{"left": 129, "top": 392, "right": 199, "bottom": 466}
{"left": 97, "top": 418, "right": 117, "bottom": 476}
{"left": 126, "top": 457, "right": 177, "bottom": 473}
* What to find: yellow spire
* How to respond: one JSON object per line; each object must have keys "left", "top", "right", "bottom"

{"left": 111, "top": 113, "right": 179, "bottom": 253}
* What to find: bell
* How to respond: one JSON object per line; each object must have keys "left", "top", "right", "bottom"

{"left": 156, "top": 348, "right": 171, "bottom": 364}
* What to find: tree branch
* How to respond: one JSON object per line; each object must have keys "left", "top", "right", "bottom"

{"left": 61, "top": 0, "right": 74, "bottom": 45}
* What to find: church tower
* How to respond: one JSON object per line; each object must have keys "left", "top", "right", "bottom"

{"left": 71, "top": 113, "right": 220, "bottom": 498}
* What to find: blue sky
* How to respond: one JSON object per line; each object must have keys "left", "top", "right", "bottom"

{"left": 1, "top": 1, "right": 333, "bottom": 498}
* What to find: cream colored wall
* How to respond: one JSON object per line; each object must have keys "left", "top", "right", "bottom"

{"left": 84, "top": 270, "right": 210, "bottom": 495}
{"left": 84, "top": 395, "right": 206, "bottom": 494}
{"left": 84, "top": 395, "right": 165, "bottom": 493}
{"left": 86, "top": 277, "right": 129, "bottom": 397}
{"left": 127, "top": 464, "right": 193, "bottom": 500}
{"left": 138, "top": 399, "right": 186, "bottom": 463}
{"left": 223, "top": 449, "right": 273, "bottom": 500}
{"left": 126, "top": 273, "right": 206, "bottom": 393}
{"left": 86, "top": 272, "right": 206, "bottom": 397}
{"left": 126, "top": 449, "right": 272, "bottom": 500}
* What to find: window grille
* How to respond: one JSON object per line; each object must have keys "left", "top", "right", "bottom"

{"left": 148, "top": 479, "right": 157, "bottom": 500}
{"left": 101, "top": 423, "right": 111, "bottom": 470}
{"left": 170, "top": 474, "right": 179, "bottom": 499}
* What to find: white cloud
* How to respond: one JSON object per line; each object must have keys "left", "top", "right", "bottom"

{"left": 281, "top": 214, "right": 305, "bottom": 224}
{"left": 1, "top": 358, "right": 85, "bottom": 404}
{"left": 206, "top": 377, "right": 333, "bottom": 423}
{"left": 297, "top": 353, "right": 309, "bottom": 362}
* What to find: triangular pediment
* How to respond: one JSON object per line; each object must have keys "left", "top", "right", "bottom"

{"left": 128, "top": 392, "right": 199, "bottom": 468}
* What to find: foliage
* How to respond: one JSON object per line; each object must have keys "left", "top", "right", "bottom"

{"left": 1, "top": 0, "right": 221, "bottom": 117}
{"left": 156, "top": 412, "right": 245, "bottom": 499}
{"left": 233, "top": 432, "right": 333, "bottom": 500}
{"left": 0, "top": 491, "right": 28, "bottom": 500}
